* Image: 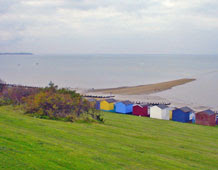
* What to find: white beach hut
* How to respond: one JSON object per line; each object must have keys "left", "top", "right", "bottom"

{"left": 150, "top": 104, "right": 170, "bottom": 120}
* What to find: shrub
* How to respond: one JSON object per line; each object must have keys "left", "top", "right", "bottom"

{"left": 0, "top": 86, "right": 40, "bottom": 105}
{"left": 23, "top": 83, "right": 104, "bottom": 123}
{"left": 0, "top": 97, "right": 12, "bottom": 106}
{"left": 0, "top": 82, "right": 104, "bottom": 123}
{"left": 24, "top": 91, "right": 76, "bottom": 117}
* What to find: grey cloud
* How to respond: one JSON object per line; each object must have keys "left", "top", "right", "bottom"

{"left": 0, "top": 0, "right": 218, "bottom": 54}
{"left": 57, "top": 0, "right": 158, "bottom": 12}
{"left": 195, "top": 2, "right": 218, "bottom": 16}
{"left": 0, "top": 0, "right": 13, "bottom": 13}
{"left": 0, "top": 0, "right": 21, "bottom": 14}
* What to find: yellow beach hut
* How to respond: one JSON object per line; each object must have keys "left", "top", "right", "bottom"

{"left": 100, "top": 99, "right": 116, "bottom": 111}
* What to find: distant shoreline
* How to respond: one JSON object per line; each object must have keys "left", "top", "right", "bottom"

{"left": 0, "top": 53, "right": 33, "bottom": 55}
{"left": 92, "top": 78, "right": 196, "bottom": 95}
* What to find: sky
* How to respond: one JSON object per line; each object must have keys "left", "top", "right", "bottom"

{"left": 0, "top": 0, "right": 218, "bottom": 54}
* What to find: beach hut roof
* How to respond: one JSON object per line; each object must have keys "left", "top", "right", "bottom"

{"left": 133, "top": 104, "right": 148, "bottom": 107}
{"left": 122, "top": 100, "right": 133, "bottom": 105}
{"left": 105, "top": 99, "right": 116, "bottom": 103}
{"left": 156, "top": 104, "right": 168, "bottom": 109}
{"left": 140, "top": 104, "right": 148, "bottom": 107}
{"left": 200, "top": 109, "right": 215, "bottom": 115}
{"left": 180, "top": 107, "right": 194, "bottom": 113}
{"left": 87, "top": 99, "right": 96, "bottom": 102}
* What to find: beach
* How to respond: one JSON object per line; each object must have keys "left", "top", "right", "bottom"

{"left": 92, "top": 78, "right": 195, "bottom": 95}
{"left": 83, "top": 78, "right": 217, "bottom": 111}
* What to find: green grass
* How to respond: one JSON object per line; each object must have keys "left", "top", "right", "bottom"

{"left": 0, "top": 106, "right": 218, "bottom": 170}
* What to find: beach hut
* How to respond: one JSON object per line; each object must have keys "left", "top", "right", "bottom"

{"left": 216, "top": 114, "right": 218, "bottom": 125}
{"left": 169, "top": 107, "right": 176, "bottom": 120}
{"left": 150, "top": 104, "right": 170, "bottom": 120}
{"left": 87, "top": 98, "right": 100, "bottom": 110}
{"left": 95, "top": 100, "right": 101, "bottom": 110}
{"left": 115, "top": 101, "right": 133, "bottom": 114}
{"left": 195, "top": 110, "right": 216, "bottom": 126}
{"left": 132, "top": 104, "right": 149, "bottom": 117}
{"left": 100, "top": 99, "right": 116, "bottom": 111}
{"left": 172, "top": 107, "right": 194, "bottom": 123}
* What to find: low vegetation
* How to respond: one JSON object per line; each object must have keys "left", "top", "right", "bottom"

{"left": 1, "top": 80, "right": 217, "bottom": 169}
{"left": 0, "top": 106, "right": 217, "bottom": 169}
{"left": 0, "top": 82, "right": 103, "bottom": 123}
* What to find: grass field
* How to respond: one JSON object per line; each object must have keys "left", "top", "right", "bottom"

{"left": 0, "top": 106, "right": 218, "bottom": 170}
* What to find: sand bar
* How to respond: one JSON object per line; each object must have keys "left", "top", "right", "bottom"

{"left": 92, "top": 78, "right": 195, "bottom": 95}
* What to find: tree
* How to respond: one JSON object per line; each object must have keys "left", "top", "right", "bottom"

{"left": 49, "top": 81, "right": 58, "bottom": 89}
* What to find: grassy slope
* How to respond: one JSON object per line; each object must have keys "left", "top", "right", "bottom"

{"left": 0, "top": 106, "right": 217, "bottom": 170}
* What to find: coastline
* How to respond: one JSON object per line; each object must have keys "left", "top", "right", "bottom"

{"left": 91, "top": 78, "right": 195, "bottom": 95}
{"left": 82, "top": 78, "right": 216, "bottom": 111}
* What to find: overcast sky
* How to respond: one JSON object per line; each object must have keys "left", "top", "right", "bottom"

{"left": 0, "top": 0, "right": 218, "bottom": 54}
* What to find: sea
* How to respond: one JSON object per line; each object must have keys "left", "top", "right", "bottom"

{"left": 1, "top": 54, "right": 218, "bottom": 110}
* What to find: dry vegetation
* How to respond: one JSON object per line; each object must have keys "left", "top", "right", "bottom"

{"left": 0, "top": 82, "right": 103, "bottom": 123}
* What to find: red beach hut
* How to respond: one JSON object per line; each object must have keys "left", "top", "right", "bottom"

{"left": 132, "top": 104, "right": 149, "bottom": 117}
{"left": 195, "top": 110, "right": 216, "bottom": 126}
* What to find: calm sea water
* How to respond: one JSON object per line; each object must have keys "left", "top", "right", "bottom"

{"left": 1, "top": 54, "right": 218, "bottom": 88}
{"left": 1, "top": 54, "right": 218, "bottom": 109}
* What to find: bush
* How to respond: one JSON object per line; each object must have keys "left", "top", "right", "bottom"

{"left": 0, "top": 97, "right": 12, "bottom": 106}
{"left": 23, "top": 83, "right": 104, "bottom": 123}
{"left": 0, "top": 82, "right": 104, "bottom": 123}
{"left": 0, "top": 86, "right": 40, "bottom": 105}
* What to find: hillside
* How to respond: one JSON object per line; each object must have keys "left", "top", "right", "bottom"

{"left": 0, "top": 106, "right": 217, "bottom": 170}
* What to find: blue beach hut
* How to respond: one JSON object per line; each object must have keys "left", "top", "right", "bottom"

{"left": 172, "top": 107, "right": 194, "bottom": 123}
{"left": 115, "top": 100, "right": 133, "bottom": 114}
{"left": 95, "top": 100, "right": 101, "bottom": 110}
{"left": 216, "top": 115, "right": 218, "bottom": 125}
